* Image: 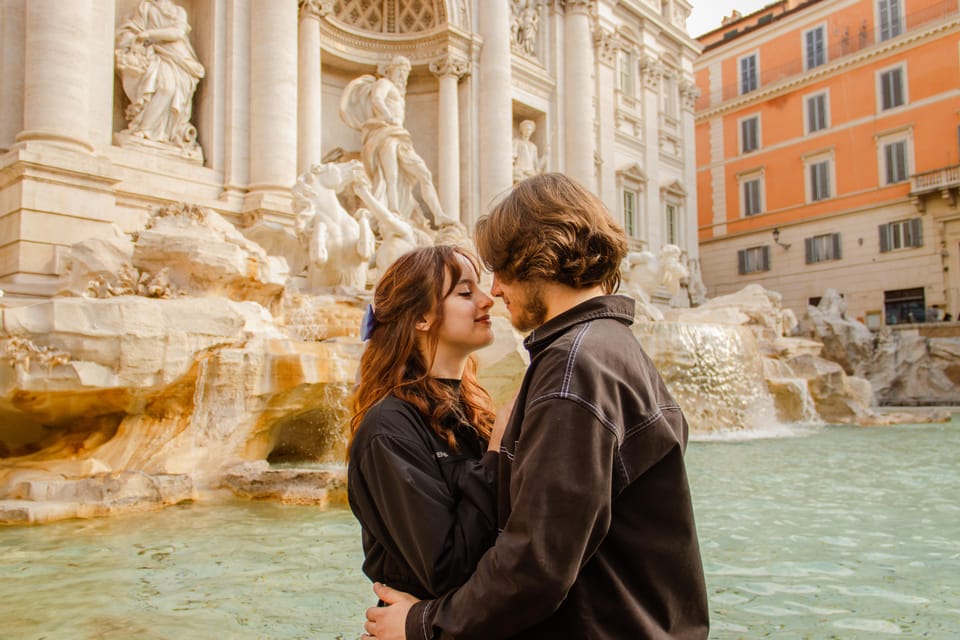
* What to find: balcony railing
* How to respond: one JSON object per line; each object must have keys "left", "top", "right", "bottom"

{"left": 702, "top": 1, "right": 957, "bottom": 109}
{"left": 911, "top": 164, "right": 960, "bottom": 194}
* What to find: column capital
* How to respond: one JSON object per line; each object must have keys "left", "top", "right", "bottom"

{"left": 680, "top": 80, "right": 701, "bottom": 112}
{"left": 429, "top": 54, "right": 471, "bottom": 80}
{"left": 593, "top": 28, "right": 618, "bottom": 68}
{"left": 562, "top": 0, "right": 594, "bottom": 16}
{"left": 299, "top": 0, "right": 332, "bottom": 21}
{"left": 640, "top": 55, "right": 664, "bottom": 91}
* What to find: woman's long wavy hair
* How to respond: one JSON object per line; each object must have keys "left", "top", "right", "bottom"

{"left": 349, "top": 245, "right": 496, "bottom": 455}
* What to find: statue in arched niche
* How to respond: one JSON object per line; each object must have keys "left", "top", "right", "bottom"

{"left": 115, "top": 0, "right": 205, "bottom": 160}
{"left": 339, "top": 56, "right": 456, "bottom": 230}
{"left": 512, "top": 119, "right": 546, "bottom": 183}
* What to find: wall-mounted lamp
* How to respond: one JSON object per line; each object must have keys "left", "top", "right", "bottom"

{"left": 772, "top": 227, "right": 791, "bottom": 250}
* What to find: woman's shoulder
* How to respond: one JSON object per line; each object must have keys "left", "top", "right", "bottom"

{"left": 354, "top": 395, "right": 429, "bottom": 445}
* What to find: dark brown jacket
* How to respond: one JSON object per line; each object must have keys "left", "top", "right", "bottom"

{"left": 407, "top": 295, "right": 709, "bottom": 639}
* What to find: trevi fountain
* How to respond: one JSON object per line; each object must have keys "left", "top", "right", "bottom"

{"left": 1, "top": 1, "right": 958, "bottom": 638}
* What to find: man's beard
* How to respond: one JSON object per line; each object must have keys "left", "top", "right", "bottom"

{"left": 513, "top": 281, "right": 548, "bottom": 332}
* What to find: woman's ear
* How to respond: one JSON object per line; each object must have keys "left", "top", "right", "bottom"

{"left": 415, "top": 313, "right": 434, "bottom": 332}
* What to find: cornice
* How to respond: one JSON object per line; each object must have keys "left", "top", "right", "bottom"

{"left": 318, "top": 19, "right": 476, "bottom": 67}
{"left": 696, "top": 17, "right": 960, "bottom": 121}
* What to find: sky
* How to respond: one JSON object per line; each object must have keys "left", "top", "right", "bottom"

{"left": 686, "top": 0, "right": 776, "bottom": 38}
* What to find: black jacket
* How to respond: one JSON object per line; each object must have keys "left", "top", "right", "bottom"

{"left": 347, "top": 384, "right": 498, "bottom": 599}
{"left": 407, "top": 296, "right": 709, "bottom": 639}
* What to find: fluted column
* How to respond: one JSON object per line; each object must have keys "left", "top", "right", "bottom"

{"left": 298, "top": 0, "right": 329, "bottom": 174}
{"left": 430, "top": 54, "right": 470, "bottom": 221}
{"left": 478, "top": 0, "right": 513, "bottom": 211}
{"left": 563, "top": 0, "right": 595, "bottom": 189}
{"left": 0, "top": 0, "right": 26, "bottom": 151}
{"left": 16, "top": 0, "right": 94, "bottom": 151}
{"left": 249, "top": 0, "right": 299, "bottom": 192}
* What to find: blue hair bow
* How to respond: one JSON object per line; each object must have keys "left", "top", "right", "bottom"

{"left": 360, "top": 303, "right": 378, "bottom": 341}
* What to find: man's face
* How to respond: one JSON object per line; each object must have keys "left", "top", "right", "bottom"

{"left": 491, "top": 273, "right": 547, "bottom": 332}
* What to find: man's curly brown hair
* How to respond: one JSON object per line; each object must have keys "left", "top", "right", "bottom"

{"left": 475, "top": 173, "right": 628, "bottom": 293}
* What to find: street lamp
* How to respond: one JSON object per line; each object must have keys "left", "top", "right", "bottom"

{"left": 772, "top": 227, "right": 791, "bottom": 250}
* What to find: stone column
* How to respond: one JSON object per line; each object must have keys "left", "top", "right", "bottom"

{"left": 248, "top": 0, "right": 299, "bottom": 193}
{"left": 594, "top": 29, "right": 618, "bottom": 209}
{"left": 430, "top": 54, "right": 470, "bottom": 221}
{"left": 640, "top": 55, "right": 664, "bottom": 245}
{"left": 563, "top": 0, "right": 595, "bottom": 190}
{"left": 680, "top": 80, "right": 701, "bottom": 261}
{"left": 298, "top": 0, "right": 329, "bottom": 174}
{"left": 16, "top": 0, "right": 94, "bottom": 151}
{"left": 477, "top": 0, "right": 513, "bottom": 211}
{"left": 0, "top": 0, "right": 26, "bottom": 151}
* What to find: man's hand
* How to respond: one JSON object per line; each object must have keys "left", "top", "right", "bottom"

{"left": 362, "top": 582, "right": 419, "bottom": 640}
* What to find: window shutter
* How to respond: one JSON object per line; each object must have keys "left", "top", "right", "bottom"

{"left": 737, "top": 249, "right": 746, "bottom": 275}
{"left": 761, "top": 245, "right": 771, "bottom": 271}
{"left": 805, "top": 237, "right": 814, "bottom": 264}
{"left": 879, "top": 224, "right": 890, "bottom": 253}
{"left": 909, "top": 218, "right": 923, "bottom": 247}
{"left": 833, "top": 233, "right": 842, "bottom": 259}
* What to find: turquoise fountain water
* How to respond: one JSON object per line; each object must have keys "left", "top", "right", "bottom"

{"left": 3, "top": 417, "right": 958, "bottom": 639}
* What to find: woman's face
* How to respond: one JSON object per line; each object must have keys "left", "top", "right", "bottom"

{"left": 432, "top": 254, "right": 495, "bottom": 356}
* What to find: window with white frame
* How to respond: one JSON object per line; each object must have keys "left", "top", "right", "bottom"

{"left": 741, "top": 115, "right": 760, "bottom": 153}
{"left": 883, "top": 139, "right": 909, "bottom": 184}
{"left": 878, "top": 0, "right": 903, "bottom": 42}
{"left": 665, "top": 203, "right": 679, "bottom": 245}
{"left": 619, "top": 50, "right": 634, "bottom": 97}
{"left": 804, "top": 25, "right": 826, "bottom": 70}
{"left": 878, "top": 65, "right": 906, "bottom": 111}
{"left": 805, "top": 232, "right": 842, "bottom": 264}
{"left": 741, "top": 174, "right": 764, "bottom": 216}
{"left": 806, "top": 154, "right": 833, "bottom": 202}
{"left": 739, "top": 53, "right": 758, "bottom": 94}
{"left": 737, "top": 245, "right": 771, "bottom": 274}
{"left": 879, "top": 218, "right": 923, "bottom": 252}
{"left": 617, "top": 164, "right": 647, "bottom": 244}
{"left": 805, "top": 91, "right": 829, "bottom": 133}
{"left": 662, "top": 74, "right": 678, "bottom": 119}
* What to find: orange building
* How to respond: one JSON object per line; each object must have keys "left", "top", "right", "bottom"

{"left": 694, "top": 0, "right": 960, "bottom": 327}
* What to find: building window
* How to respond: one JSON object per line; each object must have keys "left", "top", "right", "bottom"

{"left": 665, "top": 203, "right": 679, "bottom": 245}
{"left": 619, "top": 51, "right": 633, "bottom": 97}
{"left": 805, "top": 233, "right": 842, "bottom": 263}
{"left": 883, "top": 139, "right": 908, "bottom": 184}
{"left": 742, "top": 176, "right": 763, "bottom": 216}
{"left": 622, "top": 189, "right": 638, "bottom": 238}
{"left": 879, "top": 218, "right": 923, "bottom": 252}
{"left": 741, "top": 116, "right": 760, "bottom": 153}
{"left": 806, "top": 92, "right": 829, "bottom": 133}
{"left": 808, "top": 159, "right": 832, "bottom": 201}
{"left": 884, "top": 287, "right": 925, "bottom": 324}
{"left": 804, "top": 26, "right": 826, "bottom": 70}
{"left": 878, "top": 66, "right": 905, "bottom": 111}
{"left": 737, "top": 245, "right": 771, "bottom": 274}
{"left": 878, "top": 0, "right": 903, "bottom": 42}
{"left": 739, "top": 53, "right": 758, "bottom": 95}
{"left": 662, "top": 75, "right": 678, "bottom": 119}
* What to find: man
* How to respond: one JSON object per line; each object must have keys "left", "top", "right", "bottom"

{"left": 340, "top": 56, "right": 454, "bottom": 229}
{"left": 364, "top": 173, "right": 709, "bottom": 639}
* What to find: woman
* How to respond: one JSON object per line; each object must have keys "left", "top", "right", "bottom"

{"left": 348, "top": 245, "right": 502, "bottom": 600}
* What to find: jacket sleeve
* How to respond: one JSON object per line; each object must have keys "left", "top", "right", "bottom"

{"left": 358, "top": 430, "right": 498, "bottom": 597}
{"left": 406, "top": 398, "right": 618, "bottom": 640}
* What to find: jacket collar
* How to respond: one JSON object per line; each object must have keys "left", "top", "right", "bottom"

{"left": 523, "top": 295, "right": 636, "bottom": 357}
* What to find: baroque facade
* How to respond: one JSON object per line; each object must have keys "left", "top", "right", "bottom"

{"left": 0, "top": 0, "right": 699, "bottom": 300}
{"left": 694, "top": 0, "right": 960, "bottom": 325}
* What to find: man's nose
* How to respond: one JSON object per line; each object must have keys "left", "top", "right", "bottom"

{"left": 490, "top": 275, "right": 503, "bottom": 297}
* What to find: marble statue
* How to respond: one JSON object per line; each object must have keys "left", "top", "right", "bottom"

{"left": 511, "top": 0, "right": 540, "bottom": 56}
{"left": 658, "top": 244, "right": 688, "bottom": 297}
{"left": 339, "top": 56, "right": 454, "bottom": 229}
{"left": 512, "top": 120, "right": 546, "bottom": 183}
{"left": 292, "top": 161, "right": 376, "bottom": 292}
{"left": 115, "top": 0, "right": 205, "bottom": 158}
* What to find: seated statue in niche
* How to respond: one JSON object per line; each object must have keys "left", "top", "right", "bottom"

{"left": 512, "top": 120, "right": 546, "bottom": 183}
{"left": 115, "top": 0, "right": 205, "bottom": 160}
{"left": 339, "top": 56, "right": 456, "bottom": 230}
